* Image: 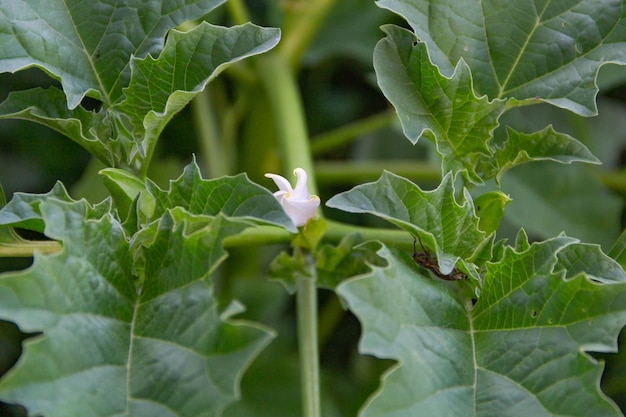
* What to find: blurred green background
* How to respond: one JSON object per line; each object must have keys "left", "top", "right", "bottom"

{"left": 1, "top": 1, "right": 626, "bottom": 415}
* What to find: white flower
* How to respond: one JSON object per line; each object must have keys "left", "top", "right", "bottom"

{"left": 265, "top": 168, "right": 320, "bottom": 227}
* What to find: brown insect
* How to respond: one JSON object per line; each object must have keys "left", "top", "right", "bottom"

{"left": 412, "top": 236, "right": 465, "bottom": 281}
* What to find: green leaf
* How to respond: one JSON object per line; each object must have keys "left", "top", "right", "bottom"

{"left": 473, "top": 191, "right": 511, "bottom": 235}
{"left": 0, "top": 3, "right": 280, "bottom": 175}
{"left": 609, "top": 229, "right": 626, "bottom": 269}
{"left": 147, "top": 160, "right": 297, "bottom": 232}
{"left": 480, "top": 125, "right": 601, "bottom": 183}
{"left": 0, "top": 197, "right": 273, "bottom": 417}
{"left": 99, "top": 168, "right": 156, "bottom": 221}
{"left": 377, "top": 0, "right": 626, "bottom": 116}
{"left": 326, "top": 171, "right": 488, "bottom": 279}
{"left": 316, "top": 237, "right": 385, "bottom": 291}
{"left": 373, "top": 24, "right": 602, "bottom": 183}
{"left": 268, "top": 249, "right": 311, "bottom": 294}
{"left": 0, "top": 182, "right": 107, "bottom": 233}
{"left": 555, "top": 240, "right": 626, "bottom": 283}
{"left": 268, "top": 234, "right": 384, "bottom": 294}
{"left": 291, "top": 217, "right": 328, "bottom": 250}
{"left": 0, "top": 0, "right": 224, "bottom": 109}
{"left": 0, "top": 87, "right": 114, "bottom": 164}
{"left": 116, "top": 22, "right": 280, "bottom": 168}
{"left": 338, "top": 240, "right": 626, "bottom": 417}
{"left": 0, "top": 183, "right": 26, "bottom": 247}
{"left": 374, "top": 24, "right": 506, "bottom": 182}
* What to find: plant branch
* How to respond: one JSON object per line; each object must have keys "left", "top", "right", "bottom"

{"left": 310, "top": 111, "right": 397, "bottom": 155}
{"left": 259, "top": 55, "right": 318, "bottom": 194}
{"left": 279, "top": 0, "right": 338, "bottom": 69}
{"left": 0, "top": 241, "right": 63, "bottom": 257}
{"left": 314, "top": 160, "right": 441, "bottom": 186}
{"left": 192, "top": 88, "right": 229, "bottom": 177}
{"left": 226, "top": 0, "right": 250, "bottom": 25}
{"left": 296, "top": 256, "right": 321, "bottom": 417}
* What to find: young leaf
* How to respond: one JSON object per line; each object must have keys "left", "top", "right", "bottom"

{"left": 100, "top": 168, "right": 156, "bottom": 221}
{"left": 479, "top": 126, "right": 601, "bottom": 183}
{"left": 0, "top": 197, "right": 273, "bottom": 417}
{"left": 473, "top": 191, "right": 511, "bottom": 235}
{"left": 377, "top": 0, "right": 626, "bottom": 116}
{"left": 374, "top": 24, "right": 506, "bottom": 183}
{"left": 116, "top": 22, "right": 280, "bottom": 169}
{"left": 326, "top": 171, "right": 487, "bottom": 277}
{"left": 374, "top": 24, "right": 602, "bottom": 183}
{"left": 0, "top": 183, "right": 31, "bottom": 252}
{"left": 338, "top": 240, "right": 626, "bottom": 417}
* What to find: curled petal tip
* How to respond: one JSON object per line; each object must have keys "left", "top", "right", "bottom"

{"left": 265, "top": 168, "right": 319, "bottom": 227}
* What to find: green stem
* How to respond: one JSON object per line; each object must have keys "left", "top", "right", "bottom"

{"left": 0, "top": 241, "right": 62, "bottom": 257}
{"left": 296, "top": 256, "right": 321, "bottom": 417}
{"left": 279, "top": 0, "right": 338, "bottom": 69}
{"left": 259, "top": 55, "right": 318, "bottom": 194}
{"left": 314, "top": 160, "right": 441, "bottom": 186}
{"left": 0, "top": 222, "right": 413, "bottom": 257}
{"left": 191, "top": 88, "right": 229, "bottom": 177}
{"left": 259, "top": 52, "right": 322, "bottom": 417}
{"left": 226, "top": 0, "right": 250, "bottom": 25}
{"left": 310, "top": 111, "right": 397, "bottom": 155}
{"left": 324, "top": 219, "right": 414, "bottom": 250}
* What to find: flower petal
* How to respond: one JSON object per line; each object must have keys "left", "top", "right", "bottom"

{"left": 291, "top": 168, "right": 312, "bottom": 200}
{"left": 266, "top": 168, "right": 320, "bottom": 227}
{"left": 265, "top": 173, "right": 294, "bottom": 193}
{"left": 280, "top": 196, "right": 320, "bottom": 227}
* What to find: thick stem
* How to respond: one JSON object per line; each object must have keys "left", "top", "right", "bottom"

{"left": 279, "top": 0, "right": 338, "bottom": 69}
{"left": 0, "top": 241, "right": 62, "bottom": 257}
{"left": 314, "top": 160, "right": 441, "bottom": 186}
{"left": 226, "top": 0, "right": 250, "bottom": 25}
{"left": 191, "top": 88, "right": 229, "bottom": 177}
{"left": 296, "top": 258, "right": 321, "bottom": 417}
{"left": 259, "top": 51, "right": 322, "bottom": 417}
{"left": 259, "top": 55, "right": 318, "bottom": 195}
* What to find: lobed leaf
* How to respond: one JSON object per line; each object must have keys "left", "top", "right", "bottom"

{"left": 374, "top": 24, "right": 603, "bottom": 183}
{"left": 0, "top": 0, "right": 225, "bottom": 109}
{"left": 377, "top": 0, "right": 626, "bottom": 116}
{"left": 0, "top": 196, "right": 273, "bottom": 417}
{"left": 338, "top": 240, "right": 626, "bottom": 417}
{"left": 117, "top": 22, "right": 280, "bottom": 169}
{"left": 0, "top": 3, "right": 280, "bottom": 175}
{"left": 146, "top": 160, "right": 296, "bottom": 232}
{"left": 0, "top": 182, "right": 107, "bottom": 233}
{"left": 326, "top": 171, "right": 487, "bottom": 277}
{"left": 479, "top": 126, "right": 601, "bottom": 183}
{"left": 0, "top": 87, "right": 113, "bottom": 164}
{"left": 374, "top": 24, "right": 506, "bottom": 183}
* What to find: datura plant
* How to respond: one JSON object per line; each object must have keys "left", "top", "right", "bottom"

{"left": 266, "top": 168, "right": 320, "bottom": 227}
{"left": 0, "top": 1, "right": 625, "bottom": 417}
